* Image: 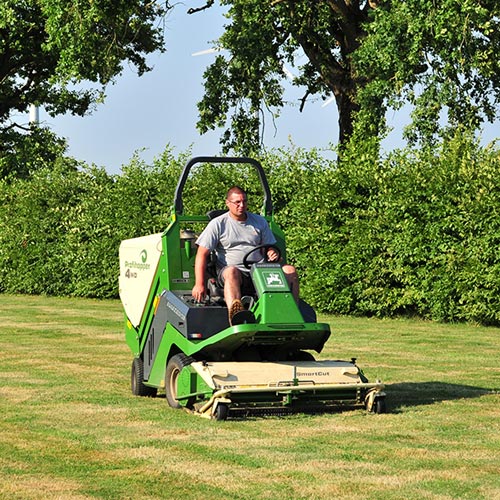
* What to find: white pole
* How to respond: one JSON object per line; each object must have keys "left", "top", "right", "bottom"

{"left": 29, "top": 104, "right": 39, "bottom": 125}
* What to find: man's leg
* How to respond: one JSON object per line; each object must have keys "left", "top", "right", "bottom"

{"left": 282, "top": 264, "right": 299, "bottom": 303}
{"left": 221, "top": 266, "right": 244, "bottom": 324}
{"left": 222, "top": 266, "right": 242, "bottom": 305}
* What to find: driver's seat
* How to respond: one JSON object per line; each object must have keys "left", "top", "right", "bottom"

{"left": 205, "top": 209, "right": 227, "bottom": 303}
{"left": 206, "top": 251, "right": 224, "bottom": 302}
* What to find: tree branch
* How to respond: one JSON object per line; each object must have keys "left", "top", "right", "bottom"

{"left": 187, "top": 1, "right": 215, "bottom": 15}
{"left": 299, "top": 89, "right": 312, "bottom": 112}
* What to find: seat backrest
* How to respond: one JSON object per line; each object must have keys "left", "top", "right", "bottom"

{"left": 207, "top": 209, "right": 228, "bottom": 220}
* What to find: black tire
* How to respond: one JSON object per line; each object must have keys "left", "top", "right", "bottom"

{"left": 131, "top": 358, "right": 157, "bottom": 397}
{"left": 373, "top": 397, "right": 387, "bottom": 414}
{"left": 214, "top": 403, "right": 229, "bottom": 421}
{"left": 291, "top": 350, "right": 316, "bottom": 361}
{"left": 165, "top": 353, "right": 195, "bottom": 409}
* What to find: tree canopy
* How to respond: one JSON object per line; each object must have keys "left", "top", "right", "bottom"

{"left": 0, "top": 0, "right": 168, "bottom": 124}
{"left": 0, "top": 0, "right": 169, "bottom": 177}
{"left": 188, "top": 0, "right": 500, "bottom": 153}
{"left": 355, "top": 0, "right": 500, "bottom": 145}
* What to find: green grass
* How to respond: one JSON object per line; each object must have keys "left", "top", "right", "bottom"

{"left": 0, "top": 294, "right": 499, "bottom": 499}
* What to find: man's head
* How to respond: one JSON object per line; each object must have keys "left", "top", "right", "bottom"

{"left": 225, "top": 186, "right": 248, "bottom": 220}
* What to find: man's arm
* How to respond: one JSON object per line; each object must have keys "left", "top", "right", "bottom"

{"left": 257, "top": 215, "right": 278, "bottom": 262}
{"left": 192, "top": 245, "right": 211, "bottom": 302}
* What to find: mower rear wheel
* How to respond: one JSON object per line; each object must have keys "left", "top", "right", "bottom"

{"left": 165, "top": 354, "right": 195, "bottom": 409}
{"left": 131, "top": 358, "right": 157, "bottom": 397}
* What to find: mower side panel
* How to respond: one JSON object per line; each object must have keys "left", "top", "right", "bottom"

{"left": 145, "top": 322, "right": 197, "bottom": 388}
{"left": 119, "top": 233, "right": 163, "bottom": 328}
{"left": 142, "top": 290, "right": 229, "bottom": 380}
{"left": 160, "top": 291, "right": 229, "bottom": 338}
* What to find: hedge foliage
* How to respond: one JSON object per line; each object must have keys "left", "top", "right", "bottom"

{"left": 288, "top": 136, "right": 500, "bottom": 325}
{"left": 1, "top": 134, "right": 499, "bottom": 324}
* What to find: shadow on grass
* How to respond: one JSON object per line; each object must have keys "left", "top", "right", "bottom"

{"left": 155, "top": 383, "right": 497, "bottom": 419}
{"left": 387, "top": 382, "right": 497, "bottom": 413}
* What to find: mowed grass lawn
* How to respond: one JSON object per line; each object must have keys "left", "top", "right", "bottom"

{"left": 0, "top": 294, "right": 498, "bottom": 500}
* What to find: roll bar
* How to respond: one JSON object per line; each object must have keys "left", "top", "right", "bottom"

{"left": 173, "top": 156, "right": 273, "bottom": 216}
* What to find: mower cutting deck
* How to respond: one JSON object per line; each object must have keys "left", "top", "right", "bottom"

{"left": 119, "top": 156, "right": 386, "bottom": 419}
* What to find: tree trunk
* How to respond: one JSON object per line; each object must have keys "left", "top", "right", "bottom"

{"left": 334, "top": 87, "right": 360, "bottom": 146}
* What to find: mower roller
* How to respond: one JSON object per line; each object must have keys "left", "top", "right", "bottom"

{"left": 119, "top": 156, "right": 386, "bottom": 419}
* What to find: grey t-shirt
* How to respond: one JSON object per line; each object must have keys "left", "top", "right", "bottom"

{"left": 196, "top": 212, "right": 276, "bottom": 271}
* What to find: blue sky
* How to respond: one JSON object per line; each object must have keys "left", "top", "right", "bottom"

{"left": 42, "top": 4, "right": 340, "bottom": 174}
{"left": 26, "top": 4, "right": 499, "bottom": 174}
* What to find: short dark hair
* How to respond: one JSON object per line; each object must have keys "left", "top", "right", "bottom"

{"left": 226, "top": 186, "right": 247, "bottom": 200}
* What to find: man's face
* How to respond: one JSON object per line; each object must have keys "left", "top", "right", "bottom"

{"left": 226, "top": 193, "right": 248, "bottom": 219}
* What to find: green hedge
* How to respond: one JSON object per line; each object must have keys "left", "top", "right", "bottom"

{"left": 285, "top": 134, "right": 500, "bottom": 324}
{"left": 1, "top": 136, "right": 499, "bottom": 324}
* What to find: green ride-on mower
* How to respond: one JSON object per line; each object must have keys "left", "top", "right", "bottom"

{"left": 119, "top": 157, "right": 386, "bottom": 420}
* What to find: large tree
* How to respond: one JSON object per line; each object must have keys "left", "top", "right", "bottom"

{"left": 188, "top": 0, "right": 500, "bottom": 153}
{"left": 0, "top": 0, "right": 169, "bottom": 176}
{"left": 355, "top": 0, "right": 500, "bottom": 146}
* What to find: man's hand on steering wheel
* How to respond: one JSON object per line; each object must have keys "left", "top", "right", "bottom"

{"left": 242, "top": 244, "right": 282, "bottom": 269}
{"left": 266, "top": 247, "right": 279, "bottom": 262}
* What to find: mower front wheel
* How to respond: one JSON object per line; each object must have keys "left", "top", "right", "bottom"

{"left": 290, "top": 350, "right": 315, "bottom": 361}
{"left": 373, "top": 397, "right": 387, "bottom": 414}
{"left": 131, "top": 358, "right": 157, "bottom": 397}
{"left": 165, "top": 354, "right": 195, "bottom": 409}
{"left": 214, "top": 402, "right": 229, "bottom": 421}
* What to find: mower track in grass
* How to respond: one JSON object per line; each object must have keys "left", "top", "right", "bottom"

{"left": 0, "top": 294, "right": 499, "bottom": 499}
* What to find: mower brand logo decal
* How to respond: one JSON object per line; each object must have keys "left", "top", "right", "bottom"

{"left": 124, "top": 249, "right": 151, "bottom": 277}
{"left": 296, "top": 371, "right": 331, "bottom": 377}
{"left": 124, "top": 260, "right": 151, "bottom": 270}
{"left": 262, "top": 271, "right": 286, "bottom": 288}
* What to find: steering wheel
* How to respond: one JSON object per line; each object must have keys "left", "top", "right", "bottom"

{"left": 242, "top": 244, "right": 282, "bottom": 270}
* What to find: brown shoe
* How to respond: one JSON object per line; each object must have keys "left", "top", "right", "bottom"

{"left": 228, "top": 299, "right": 244, "bottom": 325}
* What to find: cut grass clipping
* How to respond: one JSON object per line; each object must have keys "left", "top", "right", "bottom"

{"left": 0, "top": 294, "right": 499, "bottom": 499}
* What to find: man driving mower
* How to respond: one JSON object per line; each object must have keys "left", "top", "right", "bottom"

{"left": 191, "top": 186, "right": 299, "bottom": 325}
